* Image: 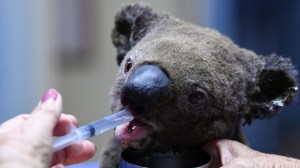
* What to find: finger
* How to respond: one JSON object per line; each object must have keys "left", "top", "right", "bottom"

{"left": 53, "top": 114, "right": 78, "bottom": 136}
{"left": 0, "top": 114, "right": 30, "bottom": 131}
{"left": 220, "top": 158, "right": 248, "bottom": 168}
{"left": 52, "top": 140, "right": 96, "bottom": 166}
{"left": 201, "top": 139, "right": 223, "bottom": 167}
{"left": 205, "top": 139, "right": 241, "bottom": 165}
{"left": 203, "top": 139, "right": 254, "bottom": 166}
{"left": 216, "top": 139, "right": 255, "bottom": 157}
{"left": 51, "top": 164, "right": 65, "bottom": 168}
{"left": 217, "top": 140, "right": 238, "bottom": 165}
{"left": 26, "top": 89, "right": 63, "bottom": 137}
{"left": 64, "top": 140, "right": 96, "bottom": 165}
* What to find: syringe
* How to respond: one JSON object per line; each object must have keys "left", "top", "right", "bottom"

{"left": 53, "top": 110, "right": 133, "bottom": 152}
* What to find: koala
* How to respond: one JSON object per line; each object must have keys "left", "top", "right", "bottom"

{"left": 100, "top": 4, "right": 298, "bottom": 168}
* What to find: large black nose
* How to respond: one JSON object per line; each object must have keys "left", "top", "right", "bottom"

{"left": 121, "top": 64, "right": 170, "bottom": 112}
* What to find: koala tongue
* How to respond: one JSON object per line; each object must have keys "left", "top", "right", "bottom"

{"left": 115, "top": 119, "right": 152, "bottom": 146}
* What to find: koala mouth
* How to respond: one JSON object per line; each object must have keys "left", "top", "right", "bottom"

{"left": 115, "top": 113, "right": 154, "bottom": 148}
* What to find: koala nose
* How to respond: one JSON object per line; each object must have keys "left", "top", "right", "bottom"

{"left": 121, "top": 64, "right": 170, "bottom": 113}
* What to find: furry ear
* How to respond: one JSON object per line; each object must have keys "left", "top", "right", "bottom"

{"left": 112, "top": 4, "right": 161, "bottom": 65}
{"left": 244, "top": 54, "right": 298, "bottom": 124}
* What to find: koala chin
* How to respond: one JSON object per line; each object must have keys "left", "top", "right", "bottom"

{"left": 100, "top": 3, "right": 298, "bottom": 168}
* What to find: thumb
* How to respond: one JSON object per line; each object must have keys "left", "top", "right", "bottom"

{"left": 26, "top": 89, "right": 63, "bottom": 137}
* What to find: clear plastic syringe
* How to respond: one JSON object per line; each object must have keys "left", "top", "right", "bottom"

{"left": 53, "top": 110, "right": 133, "bottom": 152}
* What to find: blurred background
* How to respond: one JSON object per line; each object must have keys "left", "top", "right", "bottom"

{"left": 0, "top": 0, "right": 299, "bottom": 163}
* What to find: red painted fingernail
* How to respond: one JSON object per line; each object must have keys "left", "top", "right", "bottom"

{"left": 41, "top": 88, "right": 58, "bottom": 103}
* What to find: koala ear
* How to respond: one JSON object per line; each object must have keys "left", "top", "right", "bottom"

{"left": 244, "top": 54, "right": 298, "bottom": 125}
{"left": 112, "top": 4, "right": 160, "bottom": 65}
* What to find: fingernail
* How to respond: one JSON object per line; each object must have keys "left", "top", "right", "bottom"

{"left": 41, "top": 88, "right": 58, "bottom": 103}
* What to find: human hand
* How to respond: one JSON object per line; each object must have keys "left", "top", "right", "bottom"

{"left": 0, "top": 89, "right": 96, "bottom": 168}
{"left": 202, "top": 139, "right": 300, "bottom": 168}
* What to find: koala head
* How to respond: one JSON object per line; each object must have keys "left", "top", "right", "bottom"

{"left": 109, "top": 4, "right": 298, "bottom": 153}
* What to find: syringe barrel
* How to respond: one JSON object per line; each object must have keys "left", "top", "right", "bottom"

{"left": 52, "top": 110, "right": 133, "bottom": 152}
{"left": 53, "top": 125, "right": 92, "bottom": 152}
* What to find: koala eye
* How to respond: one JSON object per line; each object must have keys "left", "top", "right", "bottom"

{"left": 124, "top": 59, "right": 133, "bottom": 73}
{"left": 188, "top": 91, "right": 205, "bottom": 105}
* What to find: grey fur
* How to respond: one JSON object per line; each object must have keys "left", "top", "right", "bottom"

{"left": 100, "top": 4, "right": 298, "bottom": 168}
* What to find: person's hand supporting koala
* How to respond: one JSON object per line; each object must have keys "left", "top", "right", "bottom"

{"left": 0, "top": 89, "right": 96, "bottom": 168}
{"left": 203, "top": 139, "right": 300, "bottom": 168}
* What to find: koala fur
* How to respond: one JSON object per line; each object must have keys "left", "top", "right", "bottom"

{"left": 100, "top": 4, "right": 298, "bottom": 168}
